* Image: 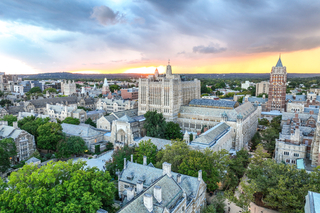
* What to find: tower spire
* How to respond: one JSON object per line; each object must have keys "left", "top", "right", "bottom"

{"left": 168, "top": 59, "right": 170, "bottom": 65}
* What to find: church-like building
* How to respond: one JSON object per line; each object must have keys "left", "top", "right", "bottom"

{"left": 138, "top": 61, "right": 201, "bottom": 122}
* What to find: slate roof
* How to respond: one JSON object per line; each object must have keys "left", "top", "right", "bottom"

{"left": 113, "top": 109, "right": 138, "bottom": 119}
{"left": 87, "top": 110, "right": 106, "bottom": 115}
{"left": 119, "top": 161, "right": 200, "bottom": 202}
{"left": 0, "top": 126, "right": 23, "bottom": 139}
{"left": 8, "top": 106, "right": 25, "bottom": 115}
{"left": 104, "top": 114, "right": 117, "bottom": 123}
{"left": 25, "top": 157, "right": 41, "bottom": 164}
{"left": 30, "top": 97, "right": 78, "bottom": 108}
{"left": 48, "top": 105, "right": 75, "bottom": 113}
{"left": 118, "top": 114, "right": 135, "bottom": 123}
{"left": 191, "top": 122, "right": 230, "bottom": 147}
{"left": 248, "top": 97, "right": 268, "bottom": 103}
{"left": 304, "top": 107, "right": 319, "bottom": 114}
{"left": 179, "top": 102, "right": 256, "bottom": 122}
{"left": 100, "top": 99, "right": 135, "bottom": 106}
{"left": 136, "top": 136, "right": 171, "bottom": 150}
{"left": 276, "top": 57, "right": 283, "bottom": 67}
{"left": 189, "top": 99, "right": 238, "bottom": 108}
{"left": 118, "top": 175, "right": 184, "bottom": 213}
{"left": 282, "top": 112, "right": 317, "bottom": 121}
{"left": 286, "top": 95, "right": 306, "bottom": 102}
{"left": 61, "top": 123, "right": 102, "bottom": 137}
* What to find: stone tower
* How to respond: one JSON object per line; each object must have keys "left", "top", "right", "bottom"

{"left": 266, "top": 57, "right": 287, "bottom": 112}
{"left": 102, "top": 78, "right": 110, "bottom": 95}
{"left": 311, "top": 113, "right": 320, "bottom": 167}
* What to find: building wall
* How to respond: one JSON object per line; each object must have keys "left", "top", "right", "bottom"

{"left": 96, "top": 99, "right": 137, "bottom": 113}
{"left": 275, "top": 140, "right": 307, "bottom": 164}
{"left": 267, "top": 64, "right": 287, "bottom": 112}
{"left": 97, "top": 117, "right": 112, "bottom": 131}
{"left": 121, "top": 89, "right": 139, "bottom": 100}
{"left": 256, "top": 81, "right": 269, "bottom": 96}
{"left": 61, "top": 80, "right": 76, "bottom": 95}
{"left": 138, "top": 74, "right": 200, "bottom": 122}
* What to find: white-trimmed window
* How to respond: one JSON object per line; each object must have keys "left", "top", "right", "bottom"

{"left": 284, "top": 151, "right": 289, "bottom": 156}
{"left": 294, "top": 153, "right": 299, "bottom": 157}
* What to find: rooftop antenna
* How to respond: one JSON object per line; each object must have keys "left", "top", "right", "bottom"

{"left": 168, "top": 59, "right": 170, "bottom": 65}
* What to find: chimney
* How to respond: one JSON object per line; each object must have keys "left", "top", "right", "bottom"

{"left": 262, "top": 94, "right": 266, "bottom": 99}
{"left": 198, "top": 170, "right": 202, "bottom": 181}
{"left": 143, "top": 193, "right": 153, "bottom": 212}
{"left": 131, "top": 154, "right": 133, "bottom": 162}
{"left": 143, "top": 156, "right": 147, "bottom": 166}
{"left": 154, "top": 186, "right": 162, "bottom": 203}
{"left": 310, "top": 110, "right": 314, "bottom": 115}
{"left": 13, "top": 122, "right": 18, "bottom": 129}
{"left": 295, "top": 113, "right": 298, "bottom": 118}
{"left": 31, "top": 109, "right": 34, "bottom": 114}
{"left": 124, "top": 158, "right": 127, "bottom": 170}
{"left": 126, "top": 187, "right": 135, "bottom": 202}
{"left": 204, "top": 127, "right": 208, "bottom": 132}
{"left": 46, "top": 103, "right": 49, "bottom": 110}
{"left": 177, "top": 174, "right": 181, "bottom": 184}
{"left": 136, "top": 180, "right": 143, "bottom": 194}
{"left": 162, "top": 162, "right": 172, "bottom": 177}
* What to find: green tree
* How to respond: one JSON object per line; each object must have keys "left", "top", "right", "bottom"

{"left": 189, "top": 133, "right": 194, "bottom": 142}
{"left": 0, "top": 160, "right": 116, "bottom": 212}
{"left": 0, "top": 99, "right": 12, "bottom": 107}
{"left": 261, "top": 128, "right": 279, "bottom": 156}
{"left": 28, "top": 86, "right": 42, "bottom": 93}
{"left": 143, "top": 111, "right": 166, "bottom": 138}
{"left": 18, "top": 117, "right": 50, "bottom": 142}
{"left": 0, "top": 114, "right": 17, "bottom": 126}
{"left": 62, "top": 117, "right": 80, "bottom": 125}
{"left": 109, "top": 84, "right": 121, "bottom": 93}
{"left": 56, "top": 136, "right": 88, "bottom": 158}
{"left": 106, "top": 145, "right": 135, "bottom": 178}
{"left": 201, "top": 204, "right": 217, "bottom": 213}
{"left": 250, "top": 131, "right": 261, "bottom": 151}
{"left": 270, "top": 115, "right": 282, "bottom": 132}
{"left": 37, "top": 122, "right": 63, "bottom": 150}
{"left": 0, "top": 138, "right": 17, "bottom": 173}
{"left": 155, "top": 139, "right": 190, "bottom": 172}
{"left": 164, "top": 121, "right": 183, "bottom": 140}
{"left": 237, "top": 96, "right": 244, "bottom": 103}
{"left": 85, "top": 118, "right": 96, "bottom": 128}
{"left": 258, "top": 118, "right": 269, "bottom": 126}
{"left": 178, "top": 150, "right": 219, "bottom": 192}
{"left": 43, "top": 88, "right": 58, "bottom": 94}
{"left": 135, "top": 139, "right": 158, "bottom": 165}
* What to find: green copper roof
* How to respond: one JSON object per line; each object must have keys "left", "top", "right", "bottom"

{"left": 276, "top": 57, "right": 283, "bottom": 67}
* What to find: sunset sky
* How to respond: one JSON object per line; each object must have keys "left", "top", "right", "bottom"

{"left": 0, "top": 0, "right": 320, "bottom": 74}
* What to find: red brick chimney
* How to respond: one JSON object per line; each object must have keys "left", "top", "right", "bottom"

{"left": 204, "top": 127, "right": 208, "bottom": 132}
{"left": 310, "top": 110, "right": 314, "bottom": 115}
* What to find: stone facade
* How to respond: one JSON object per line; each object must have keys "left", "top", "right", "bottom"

{"left": 188, "top": 122, "right": 233, "bottom": 152}
{"left": 138, "top": 62, "right": 201, "bottom": 122}
{"left": 178, "top": 100, "right": 261, "bottom": 151}
{"left": 0, "top": 72, "right": 18, "bottom": 92}
{"left": 287, "top": 102, "right": 305, "bottom": 113}
{"left": 118, "top": 159, "right": 206, "bottom": 213}
{"left": 45, "top": 104, "right": 87, "bottom": 122}
{"left": 102, "top": 78, "right": 110, "bottom": 95}
{"left": 61, "top": 80, "right": 76, "bottom": 95}
{"left": 275, "top": 112, "right": 317, "bottom": 165}
{"left": 96, "top": 98, "right": 137, "bottom": 114}
{"left": 267, "top": 58, "right": 287, "bottom": 112}
{"left": 256, "top": 81, "right": 269, "bottom": 96}
{"left": 0, "top": 121, "right": 36, "bottom": 162}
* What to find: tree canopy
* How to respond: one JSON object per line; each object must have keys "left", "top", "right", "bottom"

{"left": 37, "top": 122, "right": 63, "bottom": 150}
{"left": 18, "top": 116, "right": 50, "bottom": 142}
{"left": 0, "top": 138, "right": 17, "bottom": 173}
{"left": 56, "top": 136, "right": 88, "bottom": 159}
{"left": 0, "top": 160, "right": 116, "bottom": 213}
{"left": 0, "top": 114, "right": 17, "bottom": 126}
{"left": 143, "top": 110, "right": 166, "bottom": 138}
{"left": 107, "top": 145, "right": 135, "bottom": 178}
{"left": 109, "top": 84, "right": 121, "bottom": 93}
{"left": 0, "top": 99, "right": 12, "bottom": 107}
{"left": 62, "top": 117, "right": 80, "bottom": 125}
{"left": 164, "top": 121, "right": 183, "bottom": 140}
{"left": 28, "top": 86, "right": 42, "bottom": 94}
{"left": 85, "top": 118, "right": 96, "bottom": 128}
{"left": 43, "top": 88, "right": 58, "bottom": 94}
{"left": 135, "top": 139, "right": 158, "bottom": 165}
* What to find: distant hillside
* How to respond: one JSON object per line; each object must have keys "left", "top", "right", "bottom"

{"left": 20, "top": 72, "right": 320, "bottom": 80}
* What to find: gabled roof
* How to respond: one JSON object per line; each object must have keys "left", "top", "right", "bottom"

{"left": 189, "top": 99, "right": 238, "bottom": 109}
{"left": 276, "top": 57, "right": 283, "bottom": 67}
{"left": 118, "top": 114, "right": 135, "bottom": 123}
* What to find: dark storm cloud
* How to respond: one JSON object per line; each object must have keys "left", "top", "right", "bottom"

{"left": 90, "top": 5, "right": 125, "bottom": 26}
{"left": 193, "top": 44, "right": 227, "bottom": 54}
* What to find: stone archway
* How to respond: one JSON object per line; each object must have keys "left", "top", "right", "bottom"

{"left": 117, "top": 129, "right": 126, "bottom": 143}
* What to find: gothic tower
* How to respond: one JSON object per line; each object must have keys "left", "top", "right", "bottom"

{"left": 102, "top": 78, "right": 110, "bottom": 95}
{"left": 266, "top": 57, "right": 287, "bottom": 112}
